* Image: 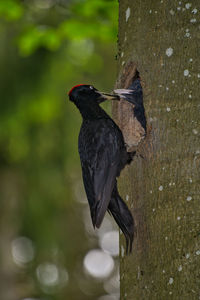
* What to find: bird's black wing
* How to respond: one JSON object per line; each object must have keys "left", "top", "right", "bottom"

{"left": 79, "top": 118, "right": 125, "bottom": 228}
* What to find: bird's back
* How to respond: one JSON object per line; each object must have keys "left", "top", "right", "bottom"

{"left": 78, "top": 118, "right": 128, "bottom": 171}
{"left": 78, "top": 117, "right": 129, "bottom": 227}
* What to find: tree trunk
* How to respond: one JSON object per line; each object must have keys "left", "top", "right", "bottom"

{"left": 114, "top": 1, "right": 200, "bottom": 299}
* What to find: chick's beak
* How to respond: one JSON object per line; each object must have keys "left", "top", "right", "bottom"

{"left": 113, "top": 89, "right": 133, "bottom": 98}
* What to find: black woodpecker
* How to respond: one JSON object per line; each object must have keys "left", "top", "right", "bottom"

{"left": 114, "top": 71, "right": 147, "bottom": 133}
{"left": 68, "top": 84, "right": 135, "bottom": 254}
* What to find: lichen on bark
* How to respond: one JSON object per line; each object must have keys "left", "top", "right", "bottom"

{"left": 114, "top": 1, "right": 200, "bottom": 299}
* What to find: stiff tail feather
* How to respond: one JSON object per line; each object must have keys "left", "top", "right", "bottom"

{"left": 108, "top": 184, "right": 134, "bottom": 254}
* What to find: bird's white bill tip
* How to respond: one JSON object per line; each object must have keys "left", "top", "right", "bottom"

{"left": 114, "top": 89, "right": 133, "bottom": 95}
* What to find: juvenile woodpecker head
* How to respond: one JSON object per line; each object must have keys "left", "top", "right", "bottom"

{"left": 68, "top": 84, "right": 119, "bottom": 105}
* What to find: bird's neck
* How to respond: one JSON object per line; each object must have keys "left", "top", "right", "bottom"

{"left": 76, "top": 102, "right": 109, "bottom": 120}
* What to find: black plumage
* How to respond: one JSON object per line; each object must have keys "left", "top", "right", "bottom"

{"left": 68, "top": 84, "right": 134, "bottom": 253}
{"left": 114, "top": 71, "right": 147, "bottom": 133}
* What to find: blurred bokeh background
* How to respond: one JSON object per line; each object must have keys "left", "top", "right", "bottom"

{"left": 0, "top": 0, "right": 120, "bottom": 299}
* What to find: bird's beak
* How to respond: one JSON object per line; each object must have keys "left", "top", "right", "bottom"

{"left": 97, "top": 92, "right": 120, "bottom": 102}
{"left": 101, "top": 92, "right": 120, "bottom": 101}
{"left": 113, "top": 89, "right": 133, "bottom": 98}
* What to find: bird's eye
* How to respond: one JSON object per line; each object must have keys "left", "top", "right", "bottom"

{"left": 89, "top": 86, "right": 93, "bottom": 90}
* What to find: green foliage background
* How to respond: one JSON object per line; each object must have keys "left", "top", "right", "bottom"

{"left": 0, "top": 0, "right": 118, "bottom": 299}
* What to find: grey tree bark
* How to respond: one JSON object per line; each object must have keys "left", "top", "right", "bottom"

{"left": 113, "top": 1, "right": 200, "bottom": 299}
